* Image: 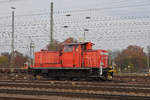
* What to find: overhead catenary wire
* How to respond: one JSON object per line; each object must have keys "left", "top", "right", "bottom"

{"left": 0, "top": 3, "right": 150, "bottom": 53}
{"left": 0, "top": 1, "right": 150, "bottom": 18}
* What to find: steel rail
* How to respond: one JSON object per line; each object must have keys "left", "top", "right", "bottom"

{"left": 0, "top": 89, "right": 149, "bottom": 100}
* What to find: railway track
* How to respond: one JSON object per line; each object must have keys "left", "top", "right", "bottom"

{"left": 0, "top": 81, "right": 149, "bottom": 89}
{"left": 0, "top": 80, "right": 149, "bottom": 100}
{"left": 0, "top": 88, "right": 149, "bottom": 100}
{"left": 0, "top": 80, "right": 150, "bottom": 88}
{"left": 0, "top": 82, "right": 149, "bottom": 96}
{"left": 0, "top": 97, "right": 44, "bottom": 100}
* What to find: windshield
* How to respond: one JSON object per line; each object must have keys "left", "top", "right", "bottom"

{"left": 64, "top": 45, "right": 73, "bottom": 52}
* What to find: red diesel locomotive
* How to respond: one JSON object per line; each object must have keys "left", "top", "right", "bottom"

{"left": 29, "top": 42, "right": 115, "bottom": 80}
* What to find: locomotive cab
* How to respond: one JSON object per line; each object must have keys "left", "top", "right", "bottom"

{"left": 61, "top": 42, "right": 94, "bottom": 67}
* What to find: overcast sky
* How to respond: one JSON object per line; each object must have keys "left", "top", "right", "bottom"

{"left": 0, "top": 0, "right": 150, "bottom": 54}
{"left": 0, "top": 0, "right": 150, "bottom": 16}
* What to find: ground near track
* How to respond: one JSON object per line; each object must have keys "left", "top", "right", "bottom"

{"left": 114, "top": 73, "right": 150, "bottom": 84}
{"left": 0, "top": 73, "right": 150, "bottom": 83}
{"left": 0, "top": 73, "right": 149, "bottom": 100}
{"left": 0, "top": 79, "right": 149, "bottom": 100}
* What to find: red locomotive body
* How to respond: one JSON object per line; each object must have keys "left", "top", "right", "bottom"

{"left": 30, "top": 42, "right": 114, "bottom": 80}
{"left": 34, "top": 51, "right": 61, "bottom": 68}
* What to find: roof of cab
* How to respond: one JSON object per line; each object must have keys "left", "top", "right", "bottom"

{"left": 62, "top": 42, "right": 94, "bottom": 46}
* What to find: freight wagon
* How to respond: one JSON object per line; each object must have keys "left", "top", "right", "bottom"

{"left": 29, "top": 42, "right": 115, "bottom": 80}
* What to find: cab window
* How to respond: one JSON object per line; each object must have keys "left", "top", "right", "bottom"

{"left": 64, "top": 45, "right": 73, "bottom": 52}
{"left": 81, "top": 44, "right": 86, "bottom": 51}
{"left": 75, "top": 45, "right": 79, "bottom": 51}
